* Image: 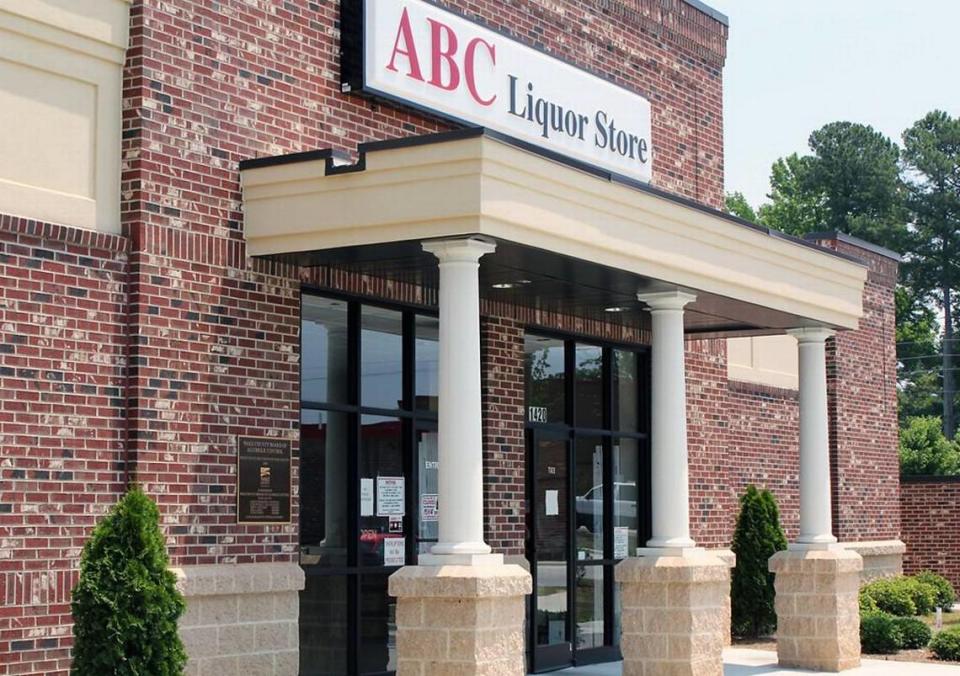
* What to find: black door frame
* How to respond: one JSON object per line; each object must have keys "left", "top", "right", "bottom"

{"left": 524, "top": 333, "right": 652, "bottom": 672}
{"left": 299, "top": 289, "right": 439, "bottom": 676}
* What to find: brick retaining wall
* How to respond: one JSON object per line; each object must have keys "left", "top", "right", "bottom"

{"left": 901, "top": 477, "right": 960, "bottom": 589}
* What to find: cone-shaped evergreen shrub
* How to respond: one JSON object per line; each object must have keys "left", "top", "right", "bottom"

{"left": 731, "top": 485, "right": 788, "bottom": 639}
{"left": 71, "top": 488, "right": 186, "bottom": 675}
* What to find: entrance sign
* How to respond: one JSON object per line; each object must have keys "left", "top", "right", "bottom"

{"left": 348, "top": 0, "right": 653, "bottom": 183}
{"left": 237, "top": 436, "right": 292, "bottom": 524}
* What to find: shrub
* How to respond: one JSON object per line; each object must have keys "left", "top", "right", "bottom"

{"left": 899, "top": 416, "right": 960, "bottom": 476}
{"left": 931, "top": 627, "right": 960, "bottom": 662}
{"left": 731, "top": 485, "right": 788, "bottom": 638}
{"left": 893, "top": 616, "right": 932, "bottom": 649}
{"left": 903, "top": 576, "right": 939, "bottom": 615}
{"left": 71, "top": 488, "right": 186, "bottom": 676}
{"left": 859, "top": 590, "right": 879, "bottom": 614}
{"left": 915, "top": 571, "right": 957, "bottom": 611}
{"left": 860, "top": 611, "right": 904, "bottom": 654}
{"left": 861, "top": 578, "right": 917, "bottom": 617}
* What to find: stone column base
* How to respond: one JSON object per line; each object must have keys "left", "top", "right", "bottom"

{"left": 173, "top": 562, "right": 305, "bottom": 676}
{"left": 769, "top": 548, "right": 863, "bottom": 672}
{"left": 615, "top": 551, "right": 730, "bottom": 676}
{"left": 711, "top": 549, "right": 737, "bottom": 647}
{"left": 388, "top": 563, "right": 532, "bottom": 675}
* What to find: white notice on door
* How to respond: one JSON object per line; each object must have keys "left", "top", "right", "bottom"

{"left": 384, "top": 537, "right": 405, "bottom": 566}
{"left": 614, "top": 526, "right": 630, "bottom": 559}
{"left": 545, "top": 489, "right": 559, "bottom": 516}
{"left": 360, "top": 478, "right": 374, "bottom": 517}
{"left": 377, "top": 476, "right": 405, "bottom": 517}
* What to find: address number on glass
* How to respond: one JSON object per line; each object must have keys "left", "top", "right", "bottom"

{"left": 528, "top": 406, "right": 548, "bottom": 423}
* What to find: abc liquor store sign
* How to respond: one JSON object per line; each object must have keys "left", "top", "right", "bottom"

{"left": 354, "top": 0, "right": 653, "bottom": 183}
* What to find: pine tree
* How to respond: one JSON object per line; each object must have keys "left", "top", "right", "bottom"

{"left": 730, "top": 485, "right": 788, "bottom": 639}
{"left": 71, "top": 488, "right": 186, "bottom": 675}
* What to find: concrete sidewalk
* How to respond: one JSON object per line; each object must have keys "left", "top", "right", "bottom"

{"left": 546, "top": 648, "right": 960, "bottom": 674}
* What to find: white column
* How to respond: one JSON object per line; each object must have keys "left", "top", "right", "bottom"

{"left": 788, "top": 327, "right": 838, "bottom": 548}
{"left": 638, "top": 290, "right": 697, "bottom": 551}
{"left": 420, "top": 237, "right": 499, "bottom": 565}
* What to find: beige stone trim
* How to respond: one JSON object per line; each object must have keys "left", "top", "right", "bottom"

{"left": 241, "top": 135, "right": 868, "bottom": 329}
{"left": 0, "top": 0, "right": 129, "bottom": 233}
{"left": 840, "top": 540, "right": 905, "bottom": 582}
{"left": 174, "top": 563, "right": 305, "bottom": 676}
{"left": 728, "top": 335, "right": 799, "bottom": 390}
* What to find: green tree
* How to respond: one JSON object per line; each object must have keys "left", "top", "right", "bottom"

{"left": 731, "top": 485, "right": 788, "bottom": 639}
{"left": 759, "top": 122, "right": 906, "bottom": 249}
{"left": 71, "top": 488, "right": 186, "bottom": 676}
{"left": 902, "top": 111, "right": 960, "bottom": 438}
{"left": 758, "top": 153, "right": 827, "bottom": 236}
{"left": 725, "top": 191, "right": 758, "bottom": 223}
{"left": 896, "top": 286, "right": 942, "bottom": 422}
{"left": 899, "top": 416, "right": 960, "bottom": 476}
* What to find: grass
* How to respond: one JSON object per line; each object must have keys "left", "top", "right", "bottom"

{"left": 923, "top": 610, "right": 960, "bottom": 630}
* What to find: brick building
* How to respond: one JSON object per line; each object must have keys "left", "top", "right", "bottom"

{"left": 0, "top": 1, "right": 902, "bottom": 675}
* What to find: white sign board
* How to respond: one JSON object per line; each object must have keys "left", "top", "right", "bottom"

{"left": 420, "top": 493, "right": 439, "bottom": 522}
{"left": 360, "top": 0, "right": 653, "bottom": 183}
{"left": 360, "top": 478, "right": 374, "bottom": 516}
{"left": 377, "top": 476, "right": 405, "bottom": 517}
{"left": 384, "top": 536, "right": 405, "bottom": 566}
{"left": 614, "top": 526, "right": 630, "bottom": 559}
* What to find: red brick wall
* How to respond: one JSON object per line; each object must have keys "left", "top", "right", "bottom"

{"left": 0, "top": 216, "right": 128, "bottom": 674}
{"left": 686, "top": 338, "right": 801, "bottom": 548}
{"left": 901, "top": 478, "right": 960, "bottom": 590}
{"left": 481, "top": 317, "right": 526, "bottom": 556}
{"left": 815, "top": 238, "right": 901, "bottom": 541}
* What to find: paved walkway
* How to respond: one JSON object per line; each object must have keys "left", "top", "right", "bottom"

{"left": 546, "top": 649, "right": 960, "bottom": 675}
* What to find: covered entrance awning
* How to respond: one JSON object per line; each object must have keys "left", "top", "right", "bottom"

{"left": 239, "top": 128, "right": 867, "bottom": 335}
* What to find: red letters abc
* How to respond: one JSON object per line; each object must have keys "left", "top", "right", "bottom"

{"left": 385, "top": 7, "right": 497, "bottom": 106}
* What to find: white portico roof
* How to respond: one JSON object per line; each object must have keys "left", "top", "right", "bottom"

{"left": 240, "top": 129, "right": 867, "bottom": 331}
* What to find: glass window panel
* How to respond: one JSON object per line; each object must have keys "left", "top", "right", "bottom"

{"left": 301, "top": 296, "right": 349, "bottom": 405}
{"left": 359, "top": 415, "right": 405, "bottom": 567}
{"left": 575, "top": 344, "right": 603, "bottom": 428}
{"left": 535, "top": 436, "right": 568, "bottom": 647}
{"left": 574, "top": 436, "right": 604, "bottom": 560}
{"left": 415, "top": 315, "right": 439, "bottom": 412}
{"left": 612, "top": 350, "right": 639, "bottom": 432}
{"left": 417, "top": 429, "right": 439, "bottom": 545}
{"left": 361, "top": 305, "right": 404, "bottom": 410}
{"left": 575, "top": 565, "right": 605, "bottom": 650}
{"left": 359, "top": 574, "right": 397, "bottom": 674}
{"left": 300, "top": 409, "right": 350, "bottom": 567}
{"left": 524, "top": 334, "right": 566, "bottom": 424}
{"left": 613, "top": 438, "right": 641, "bottom": 558}
{"left": 299, "top": 573, "right": 349, "bottom": 675}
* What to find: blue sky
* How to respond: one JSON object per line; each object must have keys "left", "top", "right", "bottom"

{"left": 710, "top": 0, "right": 960, "bottom": 208}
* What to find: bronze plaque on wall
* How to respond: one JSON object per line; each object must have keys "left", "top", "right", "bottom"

{"left": 237, "top": 436, "right": 292, "bottom": 524}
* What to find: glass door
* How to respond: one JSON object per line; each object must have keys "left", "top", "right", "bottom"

{"left": 529, "top": 429, "right": 573, "bottom": 672}
{"left": 524, "top": 333, "right": 650, "bottom": 672}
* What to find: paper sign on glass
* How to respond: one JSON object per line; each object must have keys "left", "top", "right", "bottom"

{"left": 377, "top": 476, "right": 405, "bottom": 517}
{"left": 545, "top": 489, "right": 559, "bottom": 516}
{"left": 360, "top": 478, "right": 374, "bottom": 516}
{"left": 420, "top": 493, "right": 438, "bottom": 522}
{"left": 614, "top": 526, "right": 630, "bottom": 559}
{"left": 384, "top": 537, "right": 405, "bottom": 566}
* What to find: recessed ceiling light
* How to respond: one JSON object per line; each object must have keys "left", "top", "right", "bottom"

{"left": 492, "top": 282, "right": 520, "bottom": 289}
{"left": 604, "top": 306, "right": 628, "bottom": 313}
